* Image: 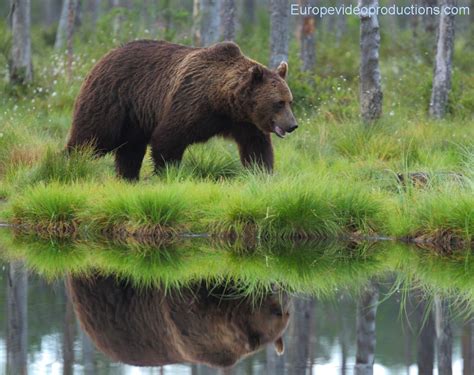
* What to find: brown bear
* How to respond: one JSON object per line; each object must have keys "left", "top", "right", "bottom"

{"left": 66, "top": 40, "right": 297, "bottom": 180}
{"left": 66, "top": 274, "right": 291, "bottom": 368}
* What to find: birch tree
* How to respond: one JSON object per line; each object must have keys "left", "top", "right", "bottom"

{"left": 54, "top": 0, "right": 78, "bottom": 50}
{"left": 270, "top": 0, "right": 289, "bottom": 69}
{"left": 243, "top": 0, "right": 255, "bottom": 26}
{"left": 66, "top": 0, "right": 77, "bottom": 80}
{"left": 429, "top": 0, "right": 456, "bottom": 119}
{"left": 7, "top": 262, "right": 28, "bottom": 375}
{"left": 63, "top": 290, "right": 76, "bottom": 375}
{"left": 192, "top": 0, "right": 201, "bottom": 46}
{"left": 287, "top": 298, "right": 315, "bottom": 375}
{"left": 462, "top": 319, "right": 474, "bottom": 375}
{"left": 415, "top": 296, "right": 435, "bottom": 374}
{"left": 192, "top": 0, "right": 221, "bottom": 46}
{"left": 221, "top": 0, "right": 236, "bottom": 41}
{"left": 435, "top": 295, "right": 453, "bottom": 375}
{"left": 81, "top": 328, "right": 96, "bottom": 375}
{"left": 299, "top": 0, "right": 316, "bottom": 72}
{"left": 359, "top": 0, "right": 383, "bottom": 123}
{"left": 9, "top": 0, "right": 33, "bottom": 84}
{"left": 90, "top": 0, "right": 102, "bottom": 28}
{"left": 199, "top": 0, "right": 220, "bottom": 46}
{"left": 355, "top": 282, "right": 379, "bottom": 375}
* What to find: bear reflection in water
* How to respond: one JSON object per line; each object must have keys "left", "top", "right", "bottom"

{"left": 66, "top": 275, "right": 291, "bottom": 368}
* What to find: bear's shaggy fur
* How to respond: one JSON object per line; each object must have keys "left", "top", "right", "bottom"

{"left": 66, "top": 275, "right": 290, "bottom": 368}
{"left": 66, "top": 40, "right": 297, "bottom": 179}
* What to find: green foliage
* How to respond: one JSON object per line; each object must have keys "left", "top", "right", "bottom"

{"left": 11, "top": 183, "right": 86, "bottom": 223}
{"left": 24, "top": 147, "right": 111, "bottom": 185}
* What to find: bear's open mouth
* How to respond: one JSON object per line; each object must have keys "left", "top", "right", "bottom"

{"left": 273, "top": 126, "right": 286, "bottom": 138}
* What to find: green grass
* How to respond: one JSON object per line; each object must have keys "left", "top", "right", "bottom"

{"left": 1, "top": 232, "right": 474, "bottom": 311}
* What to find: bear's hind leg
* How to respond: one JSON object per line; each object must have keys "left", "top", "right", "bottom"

{"left": 114, "top": 142, "right": 147, "bottom": 181}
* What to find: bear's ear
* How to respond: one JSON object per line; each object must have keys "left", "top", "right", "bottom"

{"left": 276, "top": 61, "right": 288, "bottom": 80}
{"left": 249, "top": 64, "right": 264, "bottom": 84}
{"left": 274, "top": 337, "right": 285, "bottom": 356}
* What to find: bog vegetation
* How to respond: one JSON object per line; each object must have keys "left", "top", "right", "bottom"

{"left": 0, "top": 1, "right": 473, "bottom": 247}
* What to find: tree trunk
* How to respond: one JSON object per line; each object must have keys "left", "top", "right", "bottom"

{"left": 90, "top": 0, "right": 102, "bottom": 28}
{"left": 55, "top": 0, "right": 69, "bottom": 49}
{"left": 416, "top": 299, "right": 435, "bottom": 375}
{"left": 435, "top": 295, "right": 452, "bottom": 375}
{"left": 81, "top": 328, "right": 95, "bottom": 374}
{"left": 10, "top": 0, "right": 33, "bottom": 84}
{"left": 192, "top": 0, "right": 201, "bottom": 46}
{"left": 199, "top": 0, "right": 220, "bottom": 46}
{"left": 299, "top": 0, "right": 316, "bottom": 72}
{"left": 269, "top": 0, "right": 289, "bottom": 69}
{"left": 355, "top": 282, "right": 379, "bottom": 375}
{"left": 429, "top": 0, "right": 456, "bottom": 119}
{"left": 265, "top": 344, "right": 285, "bottom": 375}
{"left": 243, "top": 0, "right": 255, "bottom": 26}
{"left": 462, "top": 319, "right": 474, "bottom": 375}
{"left": 221, "top": 0, "right": 236, "bottom": 41}
{"left": 112, "top": 0, "right": 121, "bottom": 36}
{"left": 287, "top": 298, "right": 314, "bottom": 375}
{"left": 7, "top": 262, "right": 28, "bottom": 375}
{"left": 358, "top": 0, "right": 383, "bottom": 123}
{"left": 63, "top": 289, "right": 76, "bottom": 375}
{"left": 66, "top": 0, "right": 77, "bottom": 80}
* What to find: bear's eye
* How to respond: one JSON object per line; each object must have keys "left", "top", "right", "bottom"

{"left": 275, "top": 101, "right": 285, "bottom": 110}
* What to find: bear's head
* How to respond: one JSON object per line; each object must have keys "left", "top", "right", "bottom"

{"left": 68, "top": 275, "right": 291, "bottom": 368}
{"left": 246, "top": 62, "right": 298, "bottom": 138}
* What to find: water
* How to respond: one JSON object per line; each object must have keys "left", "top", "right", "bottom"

{"left": 0, "top": 237, "right": 471, "bottom": 375}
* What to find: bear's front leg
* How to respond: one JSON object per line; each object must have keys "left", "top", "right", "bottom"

{"left": 150, "top": 128, "right": 187, "bottom": 173}
{"left": 232, "top": 124, "right": 274, "bottom": 172}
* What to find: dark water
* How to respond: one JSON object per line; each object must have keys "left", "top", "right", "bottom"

{"left": 1, "top": 261, "right": 471, "bottom": 375}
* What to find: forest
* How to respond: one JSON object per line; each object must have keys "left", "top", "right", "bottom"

{"left": 0, "top": 1, "right": 473, "bottom": 374}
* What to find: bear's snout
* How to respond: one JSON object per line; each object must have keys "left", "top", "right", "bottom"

{"left": 287, "top": 124, "right": 298, "bottom": 133}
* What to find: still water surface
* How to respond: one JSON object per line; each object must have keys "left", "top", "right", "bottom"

{"left": 0, "top": 239, "right": 472, "bottom": 374}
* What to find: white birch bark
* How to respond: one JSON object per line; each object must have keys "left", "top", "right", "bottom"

{"left": 7, "top": 262, "right": 28, "bottom": 375}
{"left": 63, "top": 289, "right": 76, "bottom": 375}
{"left": 200, "top": 0, "right": 220, "bottom": 46}
{"left": 462, "top": 319, "right": 474, "bottom": 375}
{"left": 55, "top": 0, "right": 69, "bottom": 50}
{"left": 221, "top": 0, "right": 236, "bottom": 41}
{"left": 416, "top": 298, "right": 435, "bottom": 374}
{"left": 435, "top": 295, "right": 453, "bottom": 375}
{"left": 270, "top": 0, "right": 289, "bottom": 69}
{"left": 355, "top": 282, "right": 379, "bottom": 375}
{"left": 80, "top": 327, "right": 96, "bottom": 374}
{"left": 429, "top": 0, "right": 456, "bottom": 119}
{"left": 299, "top": 0, "right": 316, "bottom": 72}
{"left": 359, "top": 0, "right": 383, "bottom": 123}
{"left": 287, "top": 298, "right": 315, "bottom": 374}
{"left": 243, "top": 0, "right": 255, "bottom": 26}
{"left": 10, "top": 0, "right": 33, "bottom": 84}
{"left": 66, "top": 0, "right": 77, "bottom": 79}
{"left": 192, "top": 0, "right": 201, "bottom": 46}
